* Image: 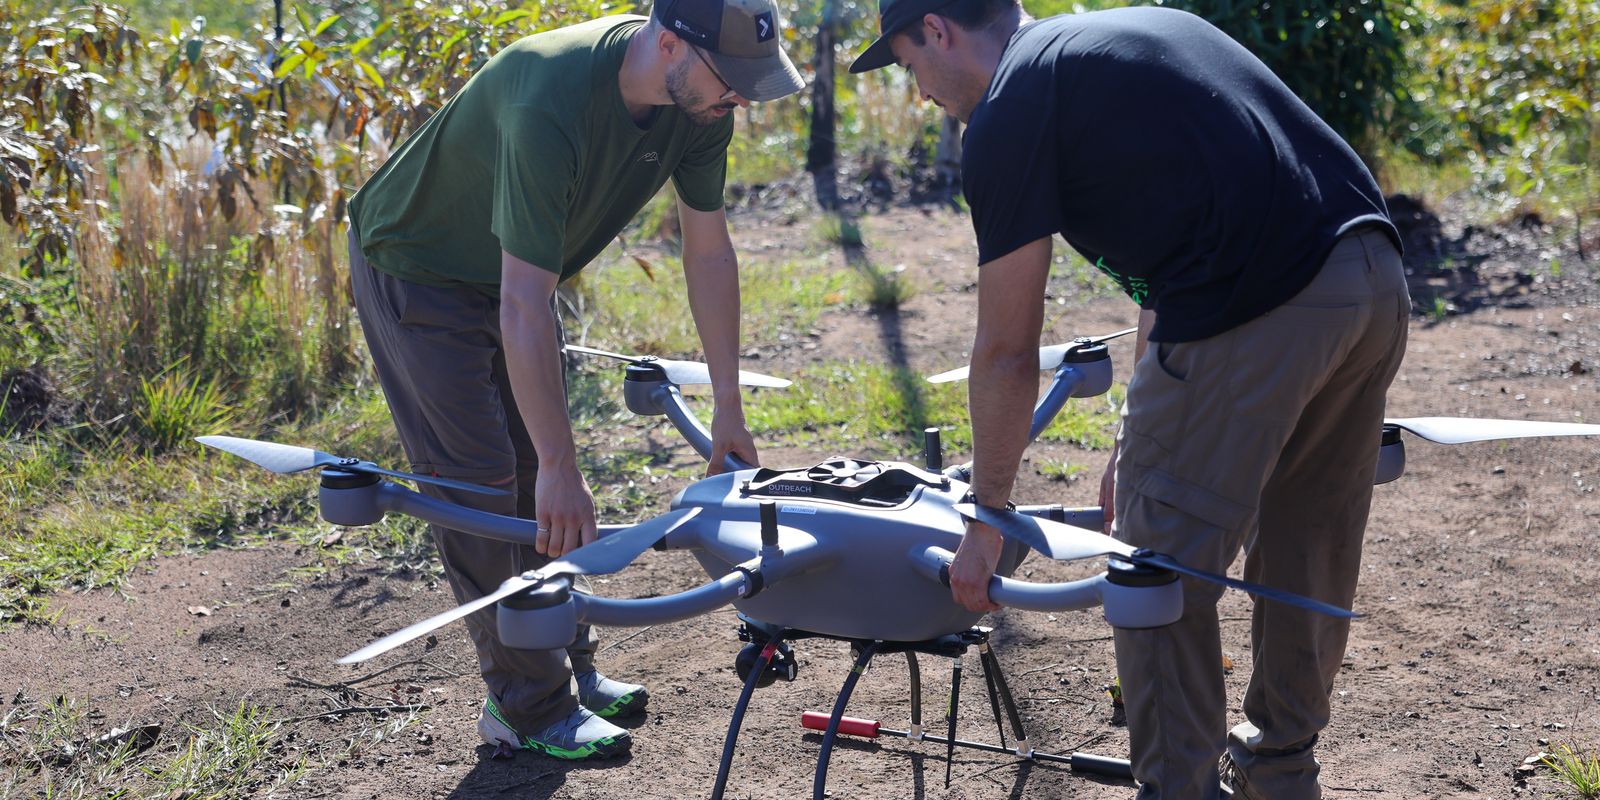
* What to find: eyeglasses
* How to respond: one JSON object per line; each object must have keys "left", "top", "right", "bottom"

{"left": 690, "top": 45, "right": 739, "bottom": 102}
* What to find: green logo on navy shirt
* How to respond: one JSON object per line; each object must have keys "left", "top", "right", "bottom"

{"left": 1094, "top": 257, "right": 1150, "bottom": 305}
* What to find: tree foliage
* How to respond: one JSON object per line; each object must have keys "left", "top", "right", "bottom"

{"left": 1401, "top": 0, "right": 1598, "bottom": 211}
{"left": 1154, "top": 0, "right": 1416, "bottom": 154}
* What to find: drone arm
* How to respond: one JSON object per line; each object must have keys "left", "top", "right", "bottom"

{"left": 1026, "top": 367, "right": 1084, "bottom": 442}
{"left": 1026, "top": 356, "right": 1113, "bottom": 441}
{"left": 912, "top": 546, "right": 1182, "bottom": 627}
{"left": 574, "top": 570, "right": 750, "bottom": 627}
{"left": 1015, "top": 504, "right": 1105, "bottom": 532}
{"left": 366, "top": 483, "right": 541, "bottom": 546}
{"left": 656, "top": 384, "right": 754, "bottom": 473}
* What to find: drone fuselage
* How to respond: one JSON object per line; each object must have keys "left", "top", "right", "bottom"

{"left": 668, "top": 460, "right": 1028, "bottom": 642}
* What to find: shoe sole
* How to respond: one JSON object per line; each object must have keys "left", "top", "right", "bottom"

{"left": 523, "top": 732, "right": 632, "bottom": 760}
{"left": 481, "top": 699, "right": 633, "bottom": 761}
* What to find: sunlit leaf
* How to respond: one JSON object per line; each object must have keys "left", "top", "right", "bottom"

{"left": 492, "top": 10, "right": 534, "bottom": 26}
{"left": 274, "top": 52, "right": 306, "bottom": 78}
{"left": 357, "top": 59, "right": 384, "bottom": 90}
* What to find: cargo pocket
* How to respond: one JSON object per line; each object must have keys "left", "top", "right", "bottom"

{"left": 1115, "top": 467, "right": 1256, "bottom": 590}
{"left": 1121, "top": 341, "right": 1193, "bottom": 460}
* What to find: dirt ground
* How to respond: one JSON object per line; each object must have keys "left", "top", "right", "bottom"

{"left": 5, "top": 204, "right": 1599, "bottom": 799}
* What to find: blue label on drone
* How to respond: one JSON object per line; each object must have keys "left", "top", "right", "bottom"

{"left": 780, "top": 505, "right": 817, "bottom": 515}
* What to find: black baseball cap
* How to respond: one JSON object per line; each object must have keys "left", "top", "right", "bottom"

{"left": 849, "top": 0, "right": 959, "bottom": 73}
{"left": 653, "top": 0, "right": 805, "bottom": 101}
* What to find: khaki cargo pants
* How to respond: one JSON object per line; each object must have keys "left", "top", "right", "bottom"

{"left": 348, "top": 228, "right": 596, "bottom": 736}
{"left": 1110, "top": 228, "right": 1409, "bottom": 799}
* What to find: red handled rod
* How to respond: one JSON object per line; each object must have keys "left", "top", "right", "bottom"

{"left": 800, "top": 712, "right": 1133, "bottom": 780}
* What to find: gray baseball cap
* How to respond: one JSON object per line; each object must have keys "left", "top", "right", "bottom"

{"left": 654, "top": 0, "right": 805, "bottom": 102}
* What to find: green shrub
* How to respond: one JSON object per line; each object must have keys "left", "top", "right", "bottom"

{"left": 1156, "top": 0, "right": 1415, "bottom": 155}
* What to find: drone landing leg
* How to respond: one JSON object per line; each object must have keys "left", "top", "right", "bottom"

{"left": 946, "top": 653, "right": 963, "bottom": 788}
{"left": 811, "top": 641, "right": 881, "bottom": 800}
{"left": 905, "top": 652, "right": 924, "bottom": 741}
{"left": 977, "top": 639, "right": 1009, "bottom": 750}
{"left": 710, "top": 637, "right": 783, "bottom": 800}
{"left": 978, "top": 638, "right": 1032, "bottom": 758}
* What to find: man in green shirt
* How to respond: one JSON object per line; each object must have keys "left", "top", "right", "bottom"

{"left": 347, "top": 0, "right": 802, "bottom": 760}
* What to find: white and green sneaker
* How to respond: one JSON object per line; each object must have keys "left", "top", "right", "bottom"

{"left": 478, "top": 696, "right": 631, "bottom": 761}
{"left": 576, "top": 670, "right": 649, "bottom": 719}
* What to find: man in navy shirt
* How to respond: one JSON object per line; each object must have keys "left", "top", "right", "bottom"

{"left": 853, "top": 4, "right": 1408, "bottom": 798}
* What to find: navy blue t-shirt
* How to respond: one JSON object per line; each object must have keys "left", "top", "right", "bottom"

{"left": 962, "top": 7, "right": 1399, "bottom": 342}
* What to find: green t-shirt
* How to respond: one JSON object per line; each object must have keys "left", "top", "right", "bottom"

{"left": 348, "top": 16, "right": 732, "bottom": 294}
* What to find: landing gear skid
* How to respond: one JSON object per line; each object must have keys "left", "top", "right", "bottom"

{"left": 707, "top": 621, "right": 1134, "bottom": 800}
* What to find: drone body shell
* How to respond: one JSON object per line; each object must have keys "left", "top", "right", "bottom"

{"left": 670, "top": 464, "right": 1028, "bottom": 642}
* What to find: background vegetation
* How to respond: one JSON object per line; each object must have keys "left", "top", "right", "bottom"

{"left": 0, "top": 0, "right": 1593, "bottom": 591}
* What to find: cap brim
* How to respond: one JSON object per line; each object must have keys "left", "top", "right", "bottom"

{"left": 711, "top": 47, "right": 805, "bottom": 102}
{"left": 849, "top": 35, "right": 897, "bottom": 74}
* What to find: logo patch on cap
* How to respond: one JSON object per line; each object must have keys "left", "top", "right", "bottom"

{"left": 754, "top": 11, "right": 775, "bottom": 42}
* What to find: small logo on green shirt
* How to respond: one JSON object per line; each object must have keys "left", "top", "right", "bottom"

{"left": 637, "top": 151, "right": 660, "bottom": 164}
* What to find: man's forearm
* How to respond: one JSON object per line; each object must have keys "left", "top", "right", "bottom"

{"left": 683, "top": 247, "right": 743, "bottom": 402}
{"left": 966, "top": 237, "right": 1053, "bottom": 508}
{"left": 969, "top": 338, "right": 1043, "bottom": 508}
{"left": 679, "top": 203, "right": 744, "bottom": 408}
{"left": 501, "top": 290, "right": 578, "bottom": 470}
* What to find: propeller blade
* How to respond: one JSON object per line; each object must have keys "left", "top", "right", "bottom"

{"left": 1387, "top": 417, "right": 1600, "bottom": 445}
{"left": 1084, "top": 326, "right": 1139, "bottom": 345}
{"left": 1128, "top": 551, "right": 1359, "bottom": 619}
{"left": 562, "top": 343, "right": 639, "bottom": 363}
{"left": 959, "top": 504, "right": 1357, "bottom": 619}
{"left": 352, "top": 463, "right": 513, "bottom": 496}
{"left": 197, "top": 435, "right": 509, "bottom": 496}
{"left": 338, "top": 575, "right": 532, "bottom": 665}
{"left": 337, "top": 508, "right": 701, "bottom": 664}
{"left": 955, "top": 503, "right": 1133, "bottom": 562}
{"left": 656, "top": 359, "right": 792, "bottom": 389}
{"left": 541, "top": 507, "right": 701, "bottom": 577}
{"left": 926, "top": 365, "right": 972, "bottom": 384}
{"left": 928, "top": 326, "right": 1138, "bottom": 383}
{"left": 196, "top": 435, "right": 329, "bottom": 474}
{"left": 564, "top": 345, "right": 791, "bottom": 388}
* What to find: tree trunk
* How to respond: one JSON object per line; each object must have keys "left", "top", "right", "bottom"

{"left": 807, "top": 0, "right": 838, "bottom": 209}
{"left": 935, "top": 114, "right": 962, "bottom": 200}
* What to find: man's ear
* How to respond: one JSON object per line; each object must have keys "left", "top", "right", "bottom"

{"left": 658, "top": 28, "right": 684, "bottom": 59}
{"left": 922, "top": 13, "right": 954, "bottom": 48}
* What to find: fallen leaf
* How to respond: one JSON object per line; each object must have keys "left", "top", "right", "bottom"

{"left": 1221, "top": 655, "right": 1234, "bottom": 672}
{"left": 187, "top": 606, "right": 212, "bottom": 617}
{"left": 321, "top": 530, "right": 343, "bottom": 547}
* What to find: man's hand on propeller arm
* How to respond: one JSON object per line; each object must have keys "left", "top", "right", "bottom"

{"left": 950, "top": 519, "right": 1004, "bottom": 613}
{"left": 706, "top": 400, "right": 759, "bottom": 476}
{"left": 534, "top": 461, "right": 597, "bottom": 558}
